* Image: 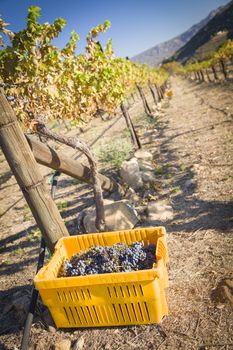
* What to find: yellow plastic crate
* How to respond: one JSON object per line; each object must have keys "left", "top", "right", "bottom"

{"left": 34, "top": 227, "right": 169, "bottom": 328}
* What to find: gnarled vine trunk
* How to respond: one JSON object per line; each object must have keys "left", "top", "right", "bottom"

{"left": 205, "top": 69, "right": 212, "bottom": 83}
{"left": 33, "top": 121, "right": 106, "bottom": 232}
{"left": 26, "top": 135, "right": 120, "bottom": 192}
{"left": 200, "top": 70, "right": 205, "bottom": 82}
{"left": 220, "top": 59, "right": 227, "bottom": 80}
{"left": 211, "top": 65, "right": 218, "bottom": 81}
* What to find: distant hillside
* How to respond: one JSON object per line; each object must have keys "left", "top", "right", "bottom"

{"left": 192, "top": 30, "right": 228, "bottom": 62}
{"left": 131, "top": 7, "right": 221, "bottom": 66}
{"left": 170, "top": 0, "right": 233, "bottom": 63}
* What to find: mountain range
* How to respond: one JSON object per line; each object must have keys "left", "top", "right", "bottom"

{"left": 131, "top": 1, "right": 233, "bottom": 66}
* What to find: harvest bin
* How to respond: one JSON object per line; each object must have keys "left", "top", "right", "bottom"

{"left": 34, "top": 227, "right": 169, "bottom": 328}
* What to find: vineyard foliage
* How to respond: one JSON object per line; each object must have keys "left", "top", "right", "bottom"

{"left": 0, "top": 6, "right": 168, "bottom": 127}
{"left": 183, "top": 39, "right": 233, "bottom": 75}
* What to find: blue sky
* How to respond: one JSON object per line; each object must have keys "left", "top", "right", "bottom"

{"left": 0, "top": 0, "right": 230, "bottom": 57}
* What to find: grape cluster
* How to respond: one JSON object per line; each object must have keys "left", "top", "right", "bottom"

{"left": 60, "top": 241, "right": 156, "bottom": 277}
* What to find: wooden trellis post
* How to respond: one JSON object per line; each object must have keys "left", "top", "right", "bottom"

{"left": 155, "top": 84, "right": 163, "bottom": 101}
{"left": 0, "top": 89, "right": 69, "bottom": 252}
{"left": 137, "top": 85, "right": 153, "bottom": 116}
{"left": 26, "top": 135, "right": 120, "bottom": 192}
{"left": 148, "top": 82, "right": 158, "bottom": 105}
{"left": 120, "top": 102, "right": 141, "bottom": 149}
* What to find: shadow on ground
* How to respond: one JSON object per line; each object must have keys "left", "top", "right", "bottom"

{"left": 141, "top": 107, "right": 233, "bottom": 233}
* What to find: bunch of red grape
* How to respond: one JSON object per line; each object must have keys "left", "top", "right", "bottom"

{"left": 60, "top": 241, "right": 156, "bottom": 277}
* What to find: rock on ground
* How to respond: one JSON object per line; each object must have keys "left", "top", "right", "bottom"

{"left": 83, "top": 200, "right": 139, "bottom": 233}
{"left": 147, "top": 200, "right": 173, "bottom": 222}
{"left": 211, "top": 279, "right": 233, "bottom": 305}
{"left": 73, "top": 337, "right": 85, "bottom": 350}
{"left": 124, "top": 187, "right": 140, "bottom": 205}
{"left": 141, "top": 171, "right": 157, "bottom": 183}
{"left": 134, "top": 149, "right": 153, "bottom": 161}
{"left": 184, "top": 178, "right": 196, "bottom": 189}
{"left": 138, "top": 160, "right": 155, "bottom": 172}
{"left": 3, "top": 290, "right": 31, "bottom": 323}
{"left": 48, "top": 326, "right": 56, "bottom": 333}
{"left": 120, "top": 158, "right": 143, "bottom": 189}
{"left": 53, "top": 339, "right": 71, "bottom": 350}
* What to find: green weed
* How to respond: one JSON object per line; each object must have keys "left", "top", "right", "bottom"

{"left": 14, "top": 248, "right": 25, "bottom": 256}
{"left": 144, "top": 113, "right": 156, "bottom": 125}
{"left": 154, "top": 165, "right": 163, "bottom": 175}
{"left": 165, "top": 172, "right": 172, "bottom": 179}
{"left": 222, "top": 175, "right": 232, "bottom": 181}
{"left": 56, "top": 200, "right": 68, "bottom": 212}
{"left": 26, "top": 228, "right": 41, "bottom": 242}
{"left": 179, "top": 163, "right": 187, "bottom": 172}
{"left": 171, "top": 186, "right": 181, "bottom": 193}
{"left": 96, "top": 139, "right": 133, "bottom": 168}
{"left": 50, "top": 120, "right": 60, "bottom": 130}
{"left": 70, "top": 120, "right": 80, "bottom": 128}
{"left": 0, "top": 245, "right": 6, "bottom": 253}
{"left": 23, "top": 204, "right": 32, "bottom": 222}
{"left": 122, "top": 128, "right": 131, "bottom": 139}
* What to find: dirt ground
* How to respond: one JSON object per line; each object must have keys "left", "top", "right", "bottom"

{"left": 0, "top": 77, "right": 233, "bottom": 350}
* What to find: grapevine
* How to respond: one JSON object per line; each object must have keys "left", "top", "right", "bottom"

{"left": 182, "top": 39, "right": 233, "bottom": 81}
{"left": 0, "top": 6, "right": 168, "bottom": 127}
{"left": 0, "top": 6, "right": 168, "bottom": 232}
